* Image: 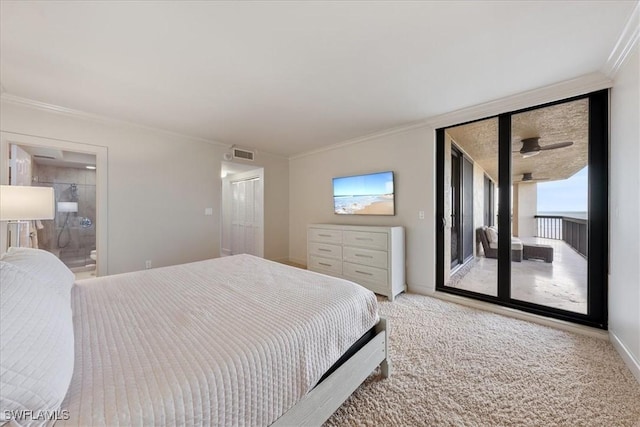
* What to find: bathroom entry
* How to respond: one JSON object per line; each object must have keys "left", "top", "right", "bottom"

{"left": 220, "top": 161, "right": 264, "bottom": 258}
{"left": 9, "top": 144, "right": 98, "bottom": 278}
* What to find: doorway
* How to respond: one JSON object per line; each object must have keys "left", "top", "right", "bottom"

{"left": 0, "top": 132, "right": 108, "bottom": 276}
{"left": 220, "top": 162, "right": 264, "bottom": 258}
{"left": 9, "top": 144, "right": 98, "bottom": 277}
{"left": 436, "top": 90, "right": 608, "bottom": 329}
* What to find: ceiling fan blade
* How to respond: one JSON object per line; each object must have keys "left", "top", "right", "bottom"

{"left": 540, "top": 141, "right": 573, "bottom": 150}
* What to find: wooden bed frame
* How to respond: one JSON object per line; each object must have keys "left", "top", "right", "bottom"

{"left": 273, "top": 317, "right": 390, "bottom": 426}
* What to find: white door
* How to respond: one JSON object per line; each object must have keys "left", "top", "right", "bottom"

{"left": 230, "top": 176, "right": 263, "bottom": 256}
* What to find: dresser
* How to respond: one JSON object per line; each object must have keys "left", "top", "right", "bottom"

{"left": 307, "top": 224, "right": 405, "bottom": 301}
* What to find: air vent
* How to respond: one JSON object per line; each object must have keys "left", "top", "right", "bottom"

{"left": 33, "top": 155, "right": 56, "bottom": 160}
{"left": 233, "top": 148, "right": 255, "bottom": 161}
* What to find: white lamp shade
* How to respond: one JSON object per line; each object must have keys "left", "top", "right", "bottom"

{"left": 57, "top": 202, "right": 78, "bottom": 213}
{"left": 0, "top": 185, "right": 55, "bottom": 220}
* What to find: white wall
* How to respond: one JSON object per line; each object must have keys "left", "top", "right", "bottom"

{"left": 472, "top": 162, "right": 485, "bottom": 254}
{"left": 609, "top": 43, "right": 640, "bottom": 380}
{"left": 289, "top": 126, "right": 436, "bottom": 294}
{"left": 0, "top": 99, "right": 289, "bottom": 274}
{"left": 513, "top": 183, "right": 537, "bottom": 238}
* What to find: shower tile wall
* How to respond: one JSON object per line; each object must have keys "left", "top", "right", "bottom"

{"left": 33, "top": 164, "right": 96, "bottom": 269}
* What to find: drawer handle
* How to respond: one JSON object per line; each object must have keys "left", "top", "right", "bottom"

{"left": 318, "top": 248, "right": 331, "bottom": 252}
{"left": 356, "top": 237, "right": 373, "bottom": 241}
{"left": 355, "top": 254, "right": 373, "bottom": 258}
{"left": 319, "top": 262, "right": 332, "bottom": 267}
{"left": 355, "top": 270, "right": 373, "bottom": 276}
{"left": 319, "top": 234, "right": 332, "bottom": 237}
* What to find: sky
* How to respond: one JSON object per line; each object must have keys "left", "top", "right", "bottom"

{"left": 537, "top": 166, "right": 588, "bottom": 212}
{"left": 333, "top": 171, "right": 394, "bottom": 196}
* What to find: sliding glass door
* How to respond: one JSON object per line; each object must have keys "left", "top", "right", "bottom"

{"left": 449, "top": 146, "right": 474, "bottom": 269}
{"left": 436, "top": 90, "right": 608, "bottom": 329}
{"left": 509, "top": 100, "right": 589, "bottom": 314}
{"left": 443, "top": 117, "right": 499, "bottom": 297}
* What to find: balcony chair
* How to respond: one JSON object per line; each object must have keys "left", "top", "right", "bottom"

{"left": 476, "top": 226, "right": 523, "bottom": 262}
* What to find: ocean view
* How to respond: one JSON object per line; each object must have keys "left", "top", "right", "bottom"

{"left": 537, "top": 211, "right": 588, "bottom": 220}
{"left": 536, "top": 211, "right": 587, "bottom": 238}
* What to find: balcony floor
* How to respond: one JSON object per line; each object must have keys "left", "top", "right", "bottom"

{"left": 447, "top": 237, "right": 588, "bottom": 314}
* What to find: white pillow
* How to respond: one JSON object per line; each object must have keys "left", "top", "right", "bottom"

{"left": 0, "top": 261, "right": 75, "bottom": 423}
{"left": 486, "top": 226, "right": 499, "bottom": 243}
{"left": 1, "top": 247, "right": 75, "bottom": 298}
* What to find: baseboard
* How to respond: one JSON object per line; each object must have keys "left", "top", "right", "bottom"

{"left": 220, "top": 248, "right": 232, "bottom": 256}
{"left": 609, "top": 330, "right": 640, "bottom": 385}
{"left": 423, "top": 290, "right": 609, "bottom": 340}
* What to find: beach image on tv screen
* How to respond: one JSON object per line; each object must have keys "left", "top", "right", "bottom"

{"left": 333, "top": 171, "right": 394, "bottom": 215}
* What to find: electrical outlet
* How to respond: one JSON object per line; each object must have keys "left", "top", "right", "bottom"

{"left": 145, "top": 260, "right": 152, "bottom": 269}
{"left": 418, "top": 210, "right": 425, "bottom": 220}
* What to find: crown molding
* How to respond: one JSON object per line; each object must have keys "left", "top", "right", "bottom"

{"left": 288, "top": 119, "right": 432, "bottom": 160}
{"left": 0, "top": 69, "right": 616, "bottom": 163}
{"left": 290, "top": 72, "right": 613, "bottom": 160}
{"left": 424, "top": 72, "right": 613, "bottom": 130}
{"left": 0, "top": 93, "right": 232, "bottom": 150}
{"left": 602, "top": 1, "right": 640, "bottom": 78}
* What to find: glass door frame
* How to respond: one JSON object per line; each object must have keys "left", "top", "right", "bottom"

{"left": 435, "top": 89, "right": 608, "bottom": 329}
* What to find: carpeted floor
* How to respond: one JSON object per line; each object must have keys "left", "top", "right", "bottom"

{"left": 325, "top": 293, "right": 640, "bottom": 426}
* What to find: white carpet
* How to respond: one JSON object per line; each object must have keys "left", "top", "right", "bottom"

{"left": 326, "top": 293, "right": 640, "bottom": 426}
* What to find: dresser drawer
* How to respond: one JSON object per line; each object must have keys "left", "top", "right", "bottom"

{"left": 343, "top": 231, "right": 388, "bottom": 250}
{"left": 308, "top": 228, "right": 342, "bottom": 244}
{"left": 343, "top": 246, "right": 388, "bottom": 269}
{"left": 343, "top": 262, "right": 388, "bottom": 287}
{"left": 309, "top": 242, "right": 342, "bottom": 259}
{"left": 309, "top": 255, "right": 342, "bottom": 275}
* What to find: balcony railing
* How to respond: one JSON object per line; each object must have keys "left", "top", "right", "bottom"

{"left": 535, "top": 215, "right": 588, "bottom": 258}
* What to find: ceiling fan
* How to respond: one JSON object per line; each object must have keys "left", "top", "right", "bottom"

{"left": 514, "top": 172, "right": 549, "bottom": 183}
{"left": 514, "top": 137, "right": 573, "bottom": 158}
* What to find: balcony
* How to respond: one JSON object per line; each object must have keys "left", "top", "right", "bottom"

{"left": 447, "top": 235, "right": 588, "bottom": 314}
{"left": 535, "top": 215, "right": 587, "bottom": 258}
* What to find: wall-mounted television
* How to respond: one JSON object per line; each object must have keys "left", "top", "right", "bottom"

{"left": 333, "top": 171, "right": 395, "bottom": 215}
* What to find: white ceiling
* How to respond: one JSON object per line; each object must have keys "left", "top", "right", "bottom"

{"left": 0, "top": 1, "right": 635, "bottom": 157}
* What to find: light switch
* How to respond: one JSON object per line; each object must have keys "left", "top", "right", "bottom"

{"left": 205, "top": 208, "right": 213, "bottom": 216}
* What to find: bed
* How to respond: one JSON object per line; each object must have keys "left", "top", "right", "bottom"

{"left": 0, "top": 249, "right": 390, "bottom": 426}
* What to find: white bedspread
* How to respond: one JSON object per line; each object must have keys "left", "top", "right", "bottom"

{"left": 60, "top": 254, "right": 378, "bottom": 426}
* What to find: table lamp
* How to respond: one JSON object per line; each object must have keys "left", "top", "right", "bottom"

{"left": 0, "top": 185, "right": 55, "bottom": 247}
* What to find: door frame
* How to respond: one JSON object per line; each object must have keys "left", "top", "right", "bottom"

{"left": 450, "top": 146, "right": 463, "bottom": 269}
{"left": 0, "top": 132, "right": 109, "bottom": 276}
{"left": 483, "top": 174, "right": 495, "bottom": 227}
{"left": 436, "top": 89, "right": 609, "bottom": 329}
{"left": 450, "top": 144, "right": 475, "bottom": 269}
{"left": 220, "top": 167, "right": 264, "bottom": 258}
